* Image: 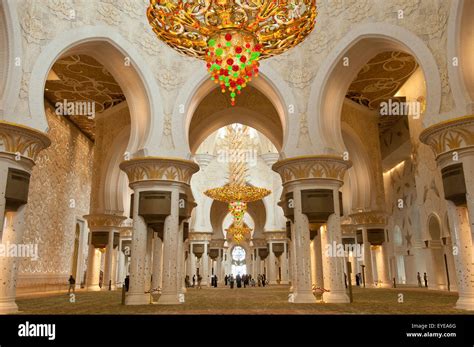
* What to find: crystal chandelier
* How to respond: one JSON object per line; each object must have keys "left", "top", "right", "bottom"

{"left": 204, "top": 125, "right": 271, "bottom": 242}
{"left": 147, "top": 0, "right": 317, "bottom": 105}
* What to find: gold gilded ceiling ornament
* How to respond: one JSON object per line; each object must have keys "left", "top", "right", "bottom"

{"left": 147, "top": 0, "right": 317, "bottom": 105}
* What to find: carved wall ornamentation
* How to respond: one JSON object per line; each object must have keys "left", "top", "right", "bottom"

{"left": 20, "top": 106, "right": 93, "bottom": 279}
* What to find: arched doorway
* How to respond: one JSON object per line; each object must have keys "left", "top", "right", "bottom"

{"left": 427, "top": 214, "right": 447, "bottom": 290}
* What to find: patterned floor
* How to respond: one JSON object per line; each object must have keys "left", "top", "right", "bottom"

{"left": 15, "top": 286, "right": 471, "bottom": 315}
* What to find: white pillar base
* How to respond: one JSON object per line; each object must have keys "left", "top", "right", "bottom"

{"left": 0, "top": 300, "right": 19, "bottom": 314}
{"left": 322, "top": 291, "right": 350, "bottom": 303}
{"left": 455, "top": 296, "right": 474, "bottom": 311}
{"left": 280, "top": 280, "right": 290, "bottom": 285}
{"left": 125, "top": 293, "right": 149, "bottom": 305}
{"left": 157, "top": 293, "right": 182, "bottom": 305}
{"left": 87, "top": 285, "right": 101, "bottom": 291}
{"left": 378, "top": 283, "right": 391, "bottom": 288}
{"left": 292, "top": 291, "right": 317, "bottom": 303}
{"left": 269, "top": 281, "right": 278, "bottom": 285}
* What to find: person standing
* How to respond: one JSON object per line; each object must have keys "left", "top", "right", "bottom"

{"left": 355, "top": 273, "right": 360, "bottom": 287}
{"left": 262, "top": 274, "right": 266, "bottom": 287}
{"left": 124, "top": 275, "right": 130, "bottom": 292}
{"left": 417, "top": 272, "right": 422, "bottom": 287}
{"left": 230, "top": 275, "right": 235, "bottom": 289}
{"left": 68, "top": 275, "right": 75, "bottom": 294}
{"left": 192, "top": 275, "right": 196, "bottom": 288}
{"left": 224, "top": 274, "right": 228, "bottom": 286}
{"left": 423, "top": 272, "right": 428, "bottom": 288}
{"left": 197, "top": 274, "right": 202, "bottom": 289}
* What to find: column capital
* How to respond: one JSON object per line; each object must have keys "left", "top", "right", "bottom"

{"left": 119, "top": 156, "right": 199, "bottom": 185}
{"left": 420, "top": 115, "right": 474, "bottom": 161}
{"left": 260, "top": 153, "right": 279, "bottom": 167}
{"left": 251, "top": 238, "right": 267, "bottom": 248}
{"left": 189, "top": 231, "right": 213, "bottom": 242}
{"left": 0, "top": 121, "right": 51, "bottom": 164}
{"left": 348, "top": 210, "right": 387, "bottom": 228}
{"left": 272, "top": 155, "right": 352, "bottom": 186}
{"left": 84, "top": 213, "right": 127, "bottom": 229}
{"left": 263, "top": 230, "right": 287, "bottom": 241}
{"left": 193, "top": 153, "right": 215, "bottom": 168}
{"left": 210, "top": 239, "right": 225, "bottom": 248}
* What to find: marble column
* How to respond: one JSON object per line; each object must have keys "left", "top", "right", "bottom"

{"left": 125, "top": 192, "right": 149, "bottom": 305}
{"left": 273, "top": 155, "right": 352, "bottom": 304}
{"left": 158, "top": 189, "right": 181, "bottom": 304}
{"left": 320, "top": 188, "right": 349, "bottom": 303}
{"left": 447, "top": 202, "right": 474, "bottom": 309}
{"left": 378, "top": 243, "right": 391, "bottom": 287}
{"left": 291, "top": 188, "right": 316, "bottom": 303}
{"left": 177, "top": 222, "right": 186, "bottom": 294}
{"left": 313, "top": 233, "right": 324, "bottom": 288}
{"left": 216, "top": 251, "right": 222, "bottom": 284}
{"left": 289, "top": 226, "right": 297, "bottom": 292}
{"left": 202, "top": 242, "right": 210, "bottom": 286}
{"left": 103, "top": 230, "right": 115, "bottom": 290}
{"left": 120, "top": 157, "right": 199, "bottom": 305}
{"left": 361, "top": 228, "right": 375, "bottom": 287}
{"left": 420, "top": 116, "right": 474, "bottom": 310}
{"left": 280, "top": 242, "right": 289, "bottom": 284}
{"left": 0, "top": 206, "right": 27, "bottom": 313}
{"left": 86, "top": 236, "right": 101, "bottom": 291}
{"left": 268, "top": 243, "right": 277, "bottom": 284}
{"left": 84, "top": 214, "right": 126, "bottom": 292}
{"left": 190, "top": 245, "right": 197, "bottom": 279}
{"left": 0, "top": 122, "right": 50, "bottom": 314}
{"left": 151, "top": 234, "right": 163, "bottom": 291}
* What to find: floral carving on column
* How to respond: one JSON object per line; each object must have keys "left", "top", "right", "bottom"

{"left": 0, "top": 121, "right": 51, "bottom": 162}
{"left": 420, "top": 115, "right": 474, "bottom": 159}
{"left": 120, "top": 157, "right": 199, "bottom": 185}
{"left": 272, "top": 155, "right": 352, "bottom": 185}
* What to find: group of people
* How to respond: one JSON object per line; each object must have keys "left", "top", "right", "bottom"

{"left": 188, "top": 274, "right": 203, "bottom": 289}
{"left": 417, "top": 272, "right": 428, "bottom": 288}
{"left": 223, "top": 274, "right": 268, "bottom": 289}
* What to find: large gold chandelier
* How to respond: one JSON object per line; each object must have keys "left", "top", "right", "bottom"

{"left": 147, "top": 0, "right": 317, "bottom": 105}
{"left": 204, "top": 125, "right": 271, "bottom": 242}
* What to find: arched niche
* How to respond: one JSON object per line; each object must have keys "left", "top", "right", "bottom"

{"left": 309, "top": 23, "right": 441, "bottom": 153}
{"left": 28, "top": 26, "right": 162, "bottom": 155}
